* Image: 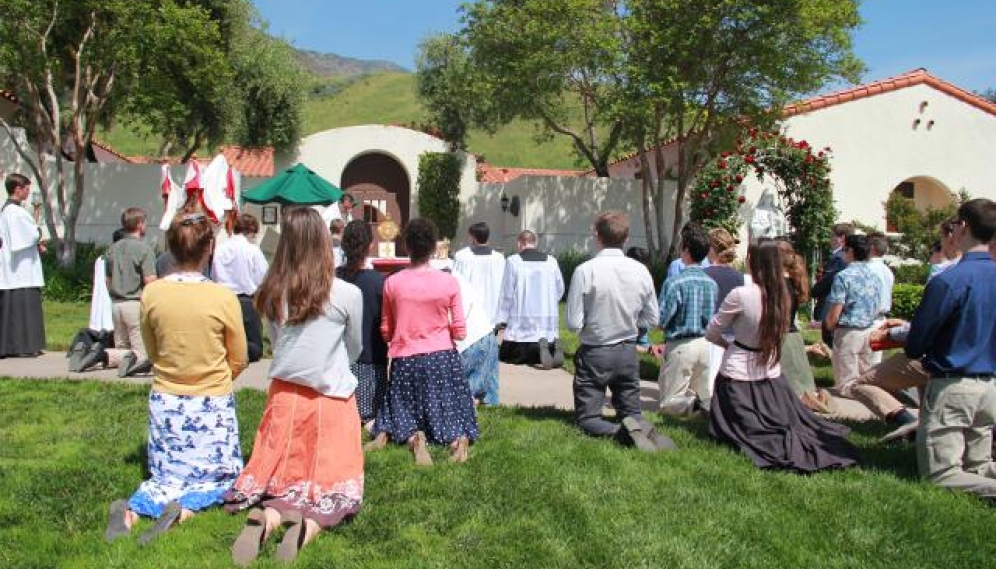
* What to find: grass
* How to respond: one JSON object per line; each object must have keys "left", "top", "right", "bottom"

{"left": 2, "top": 379, "right": 995, "bottom": 568}
{"left": 43, "top": 301, "right": 90, "bottom": 353}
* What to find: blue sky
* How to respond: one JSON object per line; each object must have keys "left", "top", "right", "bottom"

{"left": 253, "top": 0, "right": 996, "bottom": 94}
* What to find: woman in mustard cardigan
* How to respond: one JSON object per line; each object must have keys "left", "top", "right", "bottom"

{"left": 104, "top": 210, "right": 248, "bottom": 545}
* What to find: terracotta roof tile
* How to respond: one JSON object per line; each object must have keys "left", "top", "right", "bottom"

{"left": 783, "top": 68, "right": 996, "bottom": 118}
{"left": 477, "top": 164, "right": 586, "bottom": 183}
{"left": 91, "top": 139, "right": 133, "bottom": 163}
{"left": 126, "top": 145, "right": 275, "bottom": 178}
{"left": 219, "top": 146, "right": 274, "bottom": 178}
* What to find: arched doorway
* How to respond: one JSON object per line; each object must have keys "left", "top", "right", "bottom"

{"left": 885, "top": 176, "right": 956, "bottom": 231}
{"left": 341, "top": 152, "right": 411, "bottom": 255}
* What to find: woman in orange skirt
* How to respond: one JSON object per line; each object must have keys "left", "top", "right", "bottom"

{"left": 224, "top": 207, "right": 365, "bottom": 564}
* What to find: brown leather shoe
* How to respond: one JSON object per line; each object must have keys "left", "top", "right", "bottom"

{"left": 449, "top": 435, "right": 470, "bottom": 463}
{"left": 409, "top": 431, "right": 433, "bottom": 466}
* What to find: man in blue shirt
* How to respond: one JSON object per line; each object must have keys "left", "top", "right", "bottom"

{"left": 825, "top": 234, "right": 881, "bottom": 389}
{"left": 907, "top": 198, "right": 996, "bottom": 500}
{"left": 657, "top": 223, "right": 717, "bottom": 415}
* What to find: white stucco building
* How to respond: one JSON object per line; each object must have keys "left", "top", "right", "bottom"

{"left": 605, "top": 69, "right": 996, "bottom": 239}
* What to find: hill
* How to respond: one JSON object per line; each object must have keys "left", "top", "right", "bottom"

{"left": 101, "top": 70, "right": 583, "bottom": 170}
{"left": 295, "top": 48, "right": 407, "bottom": 77}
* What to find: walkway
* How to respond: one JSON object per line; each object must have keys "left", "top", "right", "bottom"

{"left": 0, "top": 353, "right": 874, "bottom": 420}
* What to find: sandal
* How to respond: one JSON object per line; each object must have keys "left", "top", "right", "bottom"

{"left": 138, "top": 501, "right": 182, "bottom": 546}
{"left": 232, "top": 508, "right": 271, "bottom": 566}
{"left": 104, "top": 499, "right": 131, "bottom": 542}
{"left": 275, "top": 511, "right": 306, "bottom": 562}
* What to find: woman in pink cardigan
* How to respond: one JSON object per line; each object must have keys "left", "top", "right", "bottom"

{"left": 370, "top": 218, "right": 478, "bottom": 465}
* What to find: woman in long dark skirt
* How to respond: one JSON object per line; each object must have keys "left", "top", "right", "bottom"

{"left": 705, "top": 239, "right": 859, "bottom": 473}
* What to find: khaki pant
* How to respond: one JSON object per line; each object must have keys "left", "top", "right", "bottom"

{"left": 841, "top": 352, "right": 928, "bottom": 419}
{"left": 106, "top": 300, "right": 145, "bottom": 367}
{"left": 832, "top": 327, "right": 874, "bottom": 388}
{"left": 917, "top": 376, "right": 996, "bottom": 500}
{"left": 659, "top": 336, "right": 712, "bottom": 412}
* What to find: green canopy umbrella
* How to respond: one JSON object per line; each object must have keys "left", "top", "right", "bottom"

{"left": 241, "top": 163, "right": 344, "bottom": 205}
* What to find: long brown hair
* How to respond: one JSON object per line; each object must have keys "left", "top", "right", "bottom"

{"left": 777, "top": 239, "right": 810, "bottom": 303}
{"left": 748, "top": 240, "right": 790, "bottom": 365}
{"left": 255, "top": 207, "right": 334, "bottom": 325}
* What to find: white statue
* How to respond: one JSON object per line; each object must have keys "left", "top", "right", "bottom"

{"left": 749, "top": 188, "right": 787, "bottom": 241}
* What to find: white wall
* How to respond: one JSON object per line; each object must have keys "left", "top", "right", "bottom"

{"left": 467, "top": 176, "right": 657, "bottom": 255}
{"left": 736, "top": 84, "right": 996, "bottom": 232}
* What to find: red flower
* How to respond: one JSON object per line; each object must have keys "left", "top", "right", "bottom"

{"left": 748, "top": 146, "right": 757, "bottom": 154}
{"left": 726, "top": 185, "right": 735, "bottom": 192}
{"left": 700, "top": 192, "right": 708, "bottom": 199}
{"left": 735, "top": 175, "right": 744, "bottom": 183}
{"left": 721, "top": 151, "right": 731, "bottom": 158}
{"left": 745, "top": 155, "right": 755, "bottom": 164}
{"left": 718, "top": 160, "right": 727, "bottom": 169}
{"left": 737, "top": 196, "right": 746, "bottom": 203}
{"left": 710, "top": 180, "right": 720, "bottom": 188}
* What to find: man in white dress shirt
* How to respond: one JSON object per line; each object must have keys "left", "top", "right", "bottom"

{"left": 566, "top": 211, "right": 675, "bottom": 451}
{"left": 0, "top": 173, "right": 46, "bottom": 357}
{"left": 453, "top": 222, "right": 506, "bottom": 323}
{"left": 212, "top": 213, "right": 268, "bottom": 361}
{"left": 496, "top": 230, "right": 565, "bottom": 368}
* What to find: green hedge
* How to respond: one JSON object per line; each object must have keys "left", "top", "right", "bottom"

{"left": 892, "top": 263, "right": 929, "bottom": 286}
{"left": 891, "top": 283, "right": 924, "bottom": 320}
{"left": 41, "top": 242, "right": 107, "bottom": 302}
{"left": 416, "top": 152, "right": 462, "bottom": 240}
{"left": 555, "top": 250, "right": 668, "bottom": 297}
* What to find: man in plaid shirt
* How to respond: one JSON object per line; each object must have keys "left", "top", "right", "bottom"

{"left": 657, "top": 223, "right": 718, "bottom": 415}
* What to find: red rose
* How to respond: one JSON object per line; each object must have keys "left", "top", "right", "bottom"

{"left": 745, "top": 155, "right": 755, "bottom": 164}
{"left": 718, "top": 160, "right": 727, "bottom": 169}
{"left": 726, "top": 185, "right": 735, "bottom": 192}
{"left": 737, "top": 196, "right": 746, "bottom": 203}
{"left": 735, "top": 175, "right": 744, "bottom": 183}
{"left": 721, "top": 151, "right": 731, "bottom": 158}
{"left": 748, "top": 146, "right": 757, "bottom": 154}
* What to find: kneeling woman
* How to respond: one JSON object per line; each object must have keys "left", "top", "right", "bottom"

{"left": 105, "top": 211, "right": 248, "bottom": 544}
{"left": 372, "top": 218, "right": 479, "bottom": 464}
{"left": 706, "top": 240, "right": 859, "bottom": 473}
{"left": 224, "top": 208, "right": 365, "bottom": 564}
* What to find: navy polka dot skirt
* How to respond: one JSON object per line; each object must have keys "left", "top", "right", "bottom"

{"left": 374, "top": 348, "right": 479, "bottom": 445}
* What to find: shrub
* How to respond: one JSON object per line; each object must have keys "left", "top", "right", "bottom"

{"left": 41, "top": 242, "right": 107, "bottom": 302}
{"left": 885, "top": 192, "right": 956, "bottom": 260}
{"left": 416, "top": 152, "right": 463, "bottom": 240}
{"left": 891, "top": 284, "right": 924, "bottom": 320}
{"left": 892, "top": 263, "right": 929, "bottom": 286}
{"left": 554, "top": 250, "right": 591, "bottom": 293}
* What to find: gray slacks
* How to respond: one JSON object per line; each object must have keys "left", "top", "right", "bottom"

{"left": 573, "top": 342, "right": 652, "bottom": 438}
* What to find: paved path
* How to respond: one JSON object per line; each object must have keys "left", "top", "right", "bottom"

{"left": 0, "top": 353, "right": 874, "bottom": 420}
{"left": 0, "top": 353, "right": 621, "bottom": 411}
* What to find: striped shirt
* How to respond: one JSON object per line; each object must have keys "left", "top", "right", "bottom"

{"left": 658, "top": 265, "right": 717, "bottom": 340}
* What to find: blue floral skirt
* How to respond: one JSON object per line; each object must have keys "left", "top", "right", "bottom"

{"left": 374, "top": 349, "right": 479, "bottom": 445}
{"left": 129, "top": 391, "right": 243, "bottom": 517}
{"left": 460, "top": 333, "right": 500, "bottom": 406}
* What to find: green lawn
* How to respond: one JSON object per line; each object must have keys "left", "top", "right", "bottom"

{"left": 2, "top": 379, "right": 994, "bottom": 568}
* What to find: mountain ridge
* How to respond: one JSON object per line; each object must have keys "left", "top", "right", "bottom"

{"left": 294, "top": 48, "right": 408, "bottom": 77}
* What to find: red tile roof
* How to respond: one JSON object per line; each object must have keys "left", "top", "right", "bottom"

{"left": 477, "top": 164, "right": 585, "bottom": 183}
{"left": 91, "top": 139, "right": 133, "bottom": 163}
{"left": 126, "top": 145, "right": 275, "bottom": 178}
{"left": 783, "top": 68, "right": 996, "bottom": 118}
{"left": 219, "top": 146, "right": 274, "bottom": 178}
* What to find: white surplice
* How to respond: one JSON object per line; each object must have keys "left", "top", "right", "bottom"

{"left": 452, "top": 272, "right": 494, "bottom": 352}
{"left": 89, "top": 256, "right": 113, "bottom": 332}
{"left": 211, "top": 234, "right": 269, "bottom": 296}
{"left": 453, "top": 245, "right": 506, "bottom": 323}
{"left": 0, "top": 201, "right": 44, "bottom": 290}
{"left": 495, "top": 249, "right": 564, "bottom": 343}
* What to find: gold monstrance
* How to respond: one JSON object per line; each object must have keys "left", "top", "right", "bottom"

{"left": 377, "top": 215, "right": 399, "bottom": 258}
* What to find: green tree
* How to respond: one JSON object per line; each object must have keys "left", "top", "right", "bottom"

{"left": 622, "top": 0, "right": 862, "bottom": 260}
{"left": 417, "top": 152, "right": 463, "bottom": 240}
{"left": 416, "top": 0, "right": 626, "bottom": 175}
{"left": 0, "top": 0, "right": 302, "bottom": 265}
